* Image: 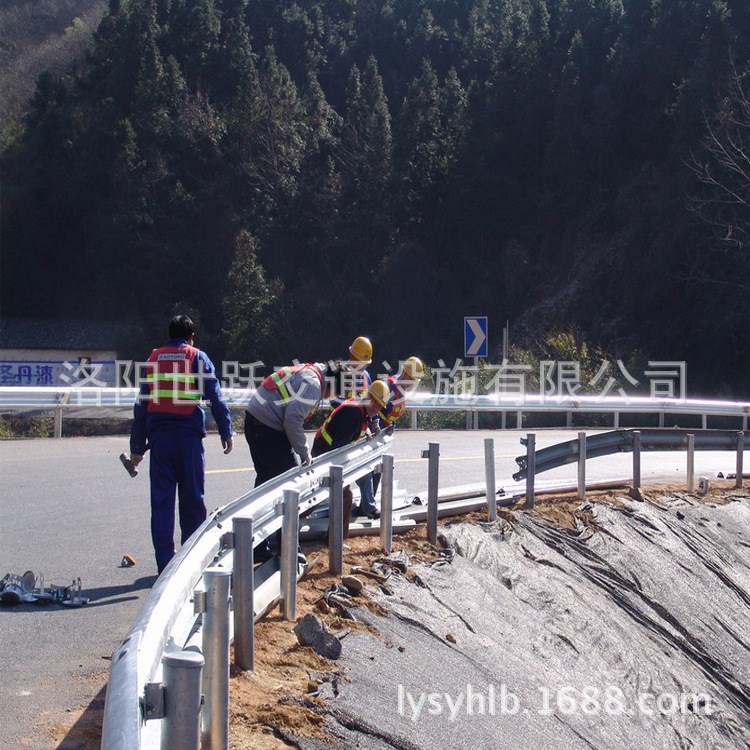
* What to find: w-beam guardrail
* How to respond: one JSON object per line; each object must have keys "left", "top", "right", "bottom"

{"left": 1, "top": 386, "right": 749, "bottom": 437}
{"left": 100, "top": 431, "right": 393, "bottom": 750}
{"left": 513, "top": 428, "right": 749, "bottom": 481}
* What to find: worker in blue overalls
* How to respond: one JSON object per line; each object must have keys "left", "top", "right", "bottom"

{"left": 129, "top": 315, "right": 234, "bottom": 574}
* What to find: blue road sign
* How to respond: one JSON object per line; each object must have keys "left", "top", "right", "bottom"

{"left": 464, "top": 316, "right": 488, "bottom": 358}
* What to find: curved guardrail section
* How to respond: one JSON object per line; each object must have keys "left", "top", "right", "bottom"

{"left": 513, "top": 428, "right": 749, "bottom": 480}
{"left": 100, "top": 431, "right": 393, "bottom": 750}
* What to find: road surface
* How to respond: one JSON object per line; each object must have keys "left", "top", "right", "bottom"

{"left": 0, "top": 429, "right": 740, "bottom": 749}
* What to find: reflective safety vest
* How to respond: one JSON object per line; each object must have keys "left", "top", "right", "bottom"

{"left": 145, "top": 345, "right": 202, "bottom": 415}
{"left": 261, "top": 364, "right": 323, "bottom": 401}
{"left": 379, "top": 376, "right": 406, "bottom": 425}
{"left": 317, "top": 399, "right": 367, "bottom": 446}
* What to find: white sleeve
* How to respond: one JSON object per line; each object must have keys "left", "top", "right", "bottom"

{"left": 282, "top": 375, "right": 320, "bottom": 461}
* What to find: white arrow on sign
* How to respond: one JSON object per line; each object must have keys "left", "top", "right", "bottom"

{"left": 466, "top": 318, "right": 487, "bottom": 356}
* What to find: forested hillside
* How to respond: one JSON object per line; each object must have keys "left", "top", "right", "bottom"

{"left": 2, "top": 0, "right": 749, "bottom": 393}
{"left": 0, "top": 0, "right": 106, "bottom": 118}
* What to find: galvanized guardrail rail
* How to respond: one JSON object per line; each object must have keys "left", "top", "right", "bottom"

{"left": 512, "top": 429, "right": 748, "bottom": 508}
{"left": 1, "top": 386, "right": 748, "bottom": 436}
{"left": 513, "top": 429, "right": 748, "bottom": 481}
{"left": 100, "top": 431, "right": 394, "bottom": 750}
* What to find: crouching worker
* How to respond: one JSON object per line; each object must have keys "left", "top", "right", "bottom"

{"left": 311, "top": 380, "right": 391, "bottom": 537}
{"left": 245, "top": 361, "right": 339, "bottom": 561}
{"left": 245, "top": 361, "right": 338, "bottom": 484}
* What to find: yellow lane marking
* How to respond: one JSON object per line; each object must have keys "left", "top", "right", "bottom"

{"left": 206, "top": 467, "right": 255, "bottom": 475}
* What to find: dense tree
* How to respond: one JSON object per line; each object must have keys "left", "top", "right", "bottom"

{"left": 2, "top": 0, "right": 750, "bottom": 391}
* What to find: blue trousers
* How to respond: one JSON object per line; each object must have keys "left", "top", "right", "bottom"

{"left": 149, "top": 431, "right": 206, "bottom": 573}
{"left": 356, "top": 472, "right": 377, "bottom": 515}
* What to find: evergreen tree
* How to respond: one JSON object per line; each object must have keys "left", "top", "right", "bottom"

{"left": 221, "top": 231, "right": 284, "bottom": 363}
{"left": 339, "top": 55, "right": 393, "bottom": 255}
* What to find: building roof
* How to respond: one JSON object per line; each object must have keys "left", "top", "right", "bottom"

{"left": 0, "top": 318, "right": 129, "bottom": 351}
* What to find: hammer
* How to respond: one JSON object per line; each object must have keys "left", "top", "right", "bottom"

{"left": 119, "top": 444, "right": 149, "bottom": 477}
{"left": 119, "top": 453, "right": 140, "bottom": 477}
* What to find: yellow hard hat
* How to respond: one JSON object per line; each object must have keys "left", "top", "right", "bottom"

{"left": 402, "top": 356, "right": 424, "bottom": 380}
{"left": 368, "top": 379, "right": 391, "bottom": 408}
{"left": 349, "top": 336, "right": 373, "bottom": 364}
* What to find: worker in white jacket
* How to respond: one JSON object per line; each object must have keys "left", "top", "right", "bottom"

{"left": 244, "top": 362, "right": 335, "bottom": 485}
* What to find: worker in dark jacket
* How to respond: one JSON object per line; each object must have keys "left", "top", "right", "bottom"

{"left": 130, "top": 315, "right": 234, "bottom": 574}
{"left": 312, "top": 379, "right": 391, "bottom": 536}
{"left": 377, "top": 356, "right": 425, "bottom": 428}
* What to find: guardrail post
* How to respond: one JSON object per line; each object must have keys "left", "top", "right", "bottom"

{"left": 281, "top": 489, "right": 300, "bottom": 620}
{"left": 744, "top": 414, "right": 748, "bottom": 431}
{"left": 53, "top": 407, "right": 63, "bottom": 438}
{"left": 702, "top": 414, "right": 708, "bottom": 430}
{"left": 614, "top": 412, "right": 620, "bottom": 429}
{"left": 736, "top": 432, "right": 745, "bottom": 489}
{"left": 328, "top": 466, "right": 344, "bottom": 576}
{"left": 484, "top": 438, "right": 497, "bottom": 522}
{"left": 577, "top": 432, "right": 586, "bottom": 500}
{"left": 566, "top": 411, "right": 572, "bottom": 428}
{"left": 525, "top": 433, "right": 536, "bottom": 509}
{"left": 161, "top": 650, "right": 204, "bottom": 750}
{"left": 501, "top": 411, "right": 507, "bottom": 430}
{"left": 380, "top": 455, "right": 394, "bottom": 553}
{"left": 201, "top": 567, "right": 231, "bottom": 750}
{"left": 659, "top": 412, "right": 665, "bottom": 428}
{"left": 516, "top": 410, "right": 522, "bottom": 428}
{"left": 421, "top": 443, "right": 440, "bottom": 545}
{"left": 687, "top": 434, "right": 695, "bottom": 492}
{"left": 633, "top": 430, "right": 642, "bottom": 490}
{"left": 232, "top": 517, "right": 254, "bottom": 672}
{"left": 410, "top": 410, "right": 418, "bottom": 430}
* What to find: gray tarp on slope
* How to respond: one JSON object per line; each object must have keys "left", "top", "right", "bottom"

{"left": 294, "top": 494, "right": 750, "bottom": 749}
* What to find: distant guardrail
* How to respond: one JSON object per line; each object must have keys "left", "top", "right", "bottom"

{"left": 513, "top": 428, "right": 749, "bottom": 481}
{"left": 1, "top": 386, "right": 748, "bottom": 437}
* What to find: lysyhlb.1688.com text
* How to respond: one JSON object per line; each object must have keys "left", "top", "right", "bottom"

{"left": 397, "top": 684, "right": 713, "bottom": 722}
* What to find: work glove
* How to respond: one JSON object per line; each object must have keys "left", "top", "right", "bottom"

{"left": 301, "top": 455, "right": 313, "bottom": 467}
{"left": 364, "top": 428, "right": 373, "bottom": 440}
{"left": 222, "top": 436, "right": 234, "bottom": 455}
{"left": 130, "top": 453, "right": 144, "bottom": 467}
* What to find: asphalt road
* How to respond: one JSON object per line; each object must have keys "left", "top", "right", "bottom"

{"left": 0, "top": 429, "right": 741, "bottom": 749}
